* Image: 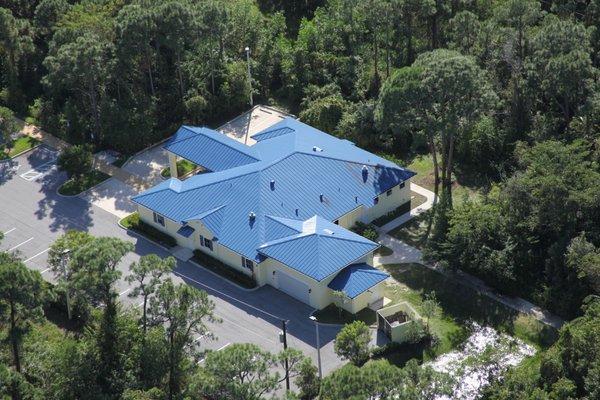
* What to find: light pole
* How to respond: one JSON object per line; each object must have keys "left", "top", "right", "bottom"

{"left": 244, "top": 46, "right": 253, "bottom": 107}
{"left": 60, "top": 249, "right": 72, "bottom": 320}
{"left": 280, "top": 319, "right": 290, "bottom": 391}
{"left": 309, "top": 315, "right": 322, "bottom": 379}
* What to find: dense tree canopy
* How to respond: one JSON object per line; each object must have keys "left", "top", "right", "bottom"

{"left": 1, "top": 0, "right": 600, "bottom": 398}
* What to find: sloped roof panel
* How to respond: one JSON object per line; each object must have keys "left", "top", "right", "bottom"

{"left": 328, "top": 263, "right": 389, "bottom": 298}
{"left": 164, "top": 126, "right": 259, "bottom": 171}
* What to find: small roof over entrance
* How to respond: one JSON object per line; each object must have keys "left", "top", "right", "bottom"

{"left": 328, "top": 263, "right": 389, "bottom": 298}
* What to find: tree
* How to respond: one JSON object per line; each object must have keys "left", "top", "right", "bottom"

{"left": 0, "top": 106, "right": 18, "bottom": 145}
{"left": 0, "top": 254, "right": 45, "bottom": 373}
{"left": 44, "top": 32, "right": 115, "bottom": 143}
{"left": 334, "top": 320, "right": 371, "bottom": 365}
{"left": 421, "top": 291, "right": 440, "bottom": 335}
{"left": 126, "top": 254, "right": 176, "bottom": 335}
{"left": 295, "top": 358, "right": 320, "bottom": 400}
{"left": 331, "top": 290, "right": 348, "bottom": 317}
{"left": 57, "top": 144, "right": 93, "bottom": 179}
{"left": 149, "top": 280, "right": 217, "bottom": 400}
{"left": 68, "top": 236, "right": 133, "bottom": 397}
{"left": 319, "top": 359, "right": 451, "bottom": 400}
{"left": 566, "top": 234, "right": 600, "bottom": 294}
{"left": 190, "top": 343, "right": 309, "bottom": 400}
{"left": 526, "top": 16, "right": 595, "bottom": 136}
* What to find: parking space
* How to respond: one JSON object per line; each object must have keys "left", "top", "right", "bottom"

{"left": 0, "top": 145, "right": 351, "bottom": 375}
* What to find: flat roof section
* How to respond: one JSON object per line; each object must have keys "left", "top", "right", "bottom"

{"left": 218, "top": 105, "right": 293, "bottom": 146}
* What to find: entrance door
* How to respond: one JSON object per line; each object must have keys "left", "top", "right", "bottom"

{"left": 277, "top": 271, "right": 310, "bottom": 305}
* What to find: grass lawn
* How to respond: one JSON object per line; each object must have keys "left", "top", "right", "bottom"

{"left": 0, "top": 135, "right": 40, "bottom": 159}
{"left": 312, "top": 304, "right": 377, "bottom": 326}
{"left": 120, "top": 212, "right": 178, "bottom": 248}
{"left": 377, "top": 263, "right": 557, "bottom": 367}
{"left": 388, "top": 212, "right": 430, "bottom": 249}
{"left": 58, "top": 170, "right": 110, "bottom": 196}
{"left": 161, "top": 159, "right": 197, "bottom": 178}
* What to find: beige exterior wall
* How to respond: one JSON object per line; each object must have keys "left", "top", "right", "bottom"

{"left": 138, "top": 204, "right": 384, "bottom": 314}
{"left": 335, "top": 205, "right": 364, "bottom": 229}
{"left": 344, "top": 280, "right": 385, "bottom": 314}
{"left": 361, "top": 178, "right": 412, "bottom": 223}
{"left": 137, "top": 205, "right": 253, "bottom": 277}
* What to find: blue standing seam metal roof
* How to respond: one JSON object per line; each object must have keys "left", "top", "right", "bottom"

{"left": 328, "top": 264, "right": 389, "bottom": 298}
{"left": 164, "top": 126, "right": 259, "bottom": 172}
{"left": 257, "top": 216, "right": 379, "bottom": 281}
{"left": 133, "top": 117, "right": 415, "bottom": 275}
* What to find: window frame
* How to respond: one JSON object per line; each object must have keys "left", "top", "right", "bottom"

{"left": 153, "top": 212, "right": 165, "bottom": 227}
{"left": 242, "top": 257, "right": 254, "bottom": 271}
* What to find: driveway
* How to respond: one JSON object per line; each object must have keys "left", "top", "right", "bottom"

{"left": 122, "top": 143, "right": 168, "bottom": 186}
{"left": 0, "top": 146, "right": 362, "bottom": 377}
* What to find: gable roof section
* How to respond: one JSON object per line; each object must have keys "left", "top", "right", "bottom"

{"left": 257, "top": 216, "right": 378, "bottom": 281}
{"left": 164, "top": 126, "right": 259, "bottom": 171}
{"left": 328, "top": 263, "right": 389, "bottom": 298}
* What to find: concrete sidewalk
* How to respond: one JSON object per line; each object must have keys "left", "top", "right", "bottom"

{"left": 374, "top": 182, "right": 565, "bottom": 330}
{"left": 379, "top": 182, "right": 436, "bottom": 233}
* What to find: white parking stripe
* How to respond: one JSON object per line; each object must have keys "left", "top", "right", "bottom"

{"left": 24, "top": 248, "right": 50, "bottom": 263}
{"left": 119, "top": 288, "right": 132, "bottom": 296}
{"left": 217, "top": 343, "right": 231, "bottom": 351}
{"left": 9, "top": 237, "right": 33, "bottom": 251}
{"left": 3, "top": 228, "right": 16, "bottom": 235}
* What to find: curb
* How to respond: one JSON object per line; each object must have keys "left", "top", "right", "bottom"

{"left": 4, "top": 142, "right": 42, "bottom": 160}
{"left": 55, "top": 173, "right": 112, "bottom": 198}
{"left": 117, "top": 218, "right": 259, "bottom": 293}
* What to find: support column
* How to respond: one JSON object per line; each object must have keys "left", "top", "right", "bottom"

{"left": 168, "top": 152, "right": 178, "bottom": 179}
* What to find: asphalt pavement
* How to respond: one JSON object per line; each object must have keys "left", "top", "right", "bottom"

{"left": 0, "top": 145, "right": 367, "bottom": 379}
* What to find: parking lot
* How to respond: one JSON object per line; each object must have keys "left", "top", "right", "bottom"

{"left": 0, "top": 145, "right": 364, "bottom": 376}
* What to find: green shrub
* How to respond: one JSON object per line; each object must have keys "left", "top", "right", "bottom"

{"left": 351, "top": 221, "right": 379, "bottom": 242}
{"left": 121, "top": 212, "right": 177, "bottom": 248}
{"left": 193, "top": 250, "right": 257, "bottom": 289}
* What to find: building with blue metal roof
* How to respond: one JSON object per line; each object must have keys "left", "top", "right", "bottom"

{"left": 132, "top": 115, "right": 415, "bottom": 313}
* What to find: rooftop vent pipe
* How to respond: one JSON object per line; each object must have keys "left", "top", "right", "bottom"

{"left": 270, "top": 180, "right": 275, "bottom": 190}
{"left": 313, "top": 146, "right": 323, "bottom": 152}
{"left": 319, "top": 194, "right": 324, "bottom": 202}
{"left": 249, "top": 212, "right": 256, "bottom": 220}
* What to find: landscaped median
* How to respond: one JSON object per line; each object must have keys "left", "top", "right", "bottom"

{"left": 119, "top": 212, "right": 177, "bottom": 248}
{"left": 0, "top": 135, "right": 40, "bottom": 159}
{"left": 57, "top": 170, "right": 111, "bottom": 196}
{"left": 161, "top": 159, "right": 197, "bottom": 178}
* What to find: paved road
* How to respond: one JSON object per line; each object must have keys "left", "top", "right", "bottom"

{"left": 0, "top": 146, "right": 373, "bottom": 379}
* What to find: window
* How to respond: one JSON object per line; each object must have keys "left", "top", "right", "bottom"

{"left": 153, "top": 212, "right": 165, "bottom": 226}
{"left": 242, "top": 257, "right": 254, "bottom": 271}
{"left": 386, "top": 189, "right": 393, "bottom": 196}
{"left": 373, "top": 196, "right": 379, "bottom": 205}
{"left": 199, "top": 235, "right": 213, "bottom": 251}
{"left": 399, "top": 182, "right": 405, "bottom": 189}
